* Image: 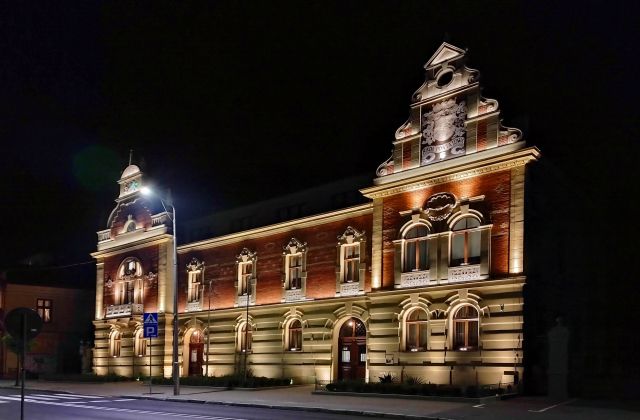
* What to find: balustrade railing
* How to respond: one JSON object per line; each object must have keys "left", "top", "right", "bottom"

{"left": 340, "top": 282, "right": 360, "bottom": 296}
{"left": 399, "top": 270, "right": 430, "bottom": 288}
{"left": 105, "top": 303, "right": 144, "bottom": 318}
{"left": 448, "top": 264, "right": 482, "bottom": 283}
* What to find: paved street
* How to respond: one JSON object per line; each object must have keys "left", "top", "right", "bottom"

{"left": 0, "top": 381, "right": 638, "bottom": 420}
{"left": 0, "top": 388, "right": 369, "bottom": 420}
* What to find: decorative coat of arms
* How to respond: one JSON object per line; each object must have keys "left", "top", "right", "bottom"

{"left": 421, "top": 99, "right": 467, "bottom": 165}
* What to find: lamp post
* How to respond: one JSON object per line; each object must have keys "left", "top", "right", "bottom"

{"left": 142, "top": 186, "right": 180, "bottom": 395}
{"left": 206, "top": 279, "right": 212, "bottom": 377}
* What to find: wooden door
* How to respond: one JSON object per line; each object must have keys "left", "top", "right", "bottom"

{"left": 188, "top": 330, "right": 204, "bottom": 376}
{"left": 338, "top": 318, "right": 366, "bottom": 381}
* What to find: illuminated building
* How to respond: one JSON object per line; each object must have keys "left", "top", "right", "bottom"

{"left": 91, "top": 43, "right": 539, "bottom": 387}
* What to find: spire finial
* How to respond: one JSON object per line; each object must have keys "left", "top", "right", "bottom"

{"left": 129, "top": 149, "right": 133, "bottom": 166}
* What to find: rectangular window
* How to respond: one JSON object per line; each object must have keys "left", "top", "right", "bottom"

{"left": 343, "top": 244, "right": 360, "bottom": 283}
{"left": 451, "top": 230, "right": 482, "bottom": 266}
{"left": 125, "top": 281, "right": 134, "bottom": 304}
{"left": 239, "top": 262, "right": 252, "bottom": 295}
{"left": 454, "top": 321, "right": 465, "bottom": 349}
{"left": 188, "top": 271, "right": 201, "bottom": 303}
{"left": 341, "top": 346, "right": 351, "bottom": 363}
{"left": 134, "top": 278, "right": 143, "bottom": 304}
{"left": 288, "top": 254, "right": 302, "bottom": 289}
{"left": 36, "top": 299, "right": 52, "bottom": 323}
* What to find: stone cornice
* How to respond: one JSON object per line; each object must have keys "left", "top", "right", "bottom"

{"left": 91, "top": 235, "right": 172, "bottom": 260}
{"left": 361, "top": 146, "right": 540, "bottom": 199}
{"left": 179, "top": 203, "right": 373, "bottom": 253}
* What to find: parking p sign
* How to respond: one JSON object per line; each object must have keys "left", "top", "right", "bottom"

{"left": 143, "top": 312, "right": 158, "bottom": 338}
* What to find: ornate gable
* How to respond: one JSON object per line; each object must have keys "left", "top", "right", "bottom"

{"left": 377, "top": 42, "right": 523, "bottom": 178}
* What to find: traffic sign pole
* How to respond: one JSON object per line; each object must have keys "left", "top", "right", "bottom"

{"left": 143, "top": 312, "right": 159, "bottom": 394}
{"left": 149, "top": 335, "right": 152, "bottom": 395}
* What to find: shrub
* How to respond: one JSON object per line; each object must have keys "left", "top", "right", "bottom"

{"left": 464, "top": 385, "right": 478, "bottom": 398}
{"left": 403, "top": 375, "right": 425, "bottom": 386}
{"left": 41, "top": 373, "right": 131, "bottom": 382}
{"left": 436, "top": 384, "right": 462, "bottom": 397}
{"left": 378, "top": 372, "right": 396, "bottom": 383}
{"left": 151, "top": 374, "right": 289, "bottom": 388}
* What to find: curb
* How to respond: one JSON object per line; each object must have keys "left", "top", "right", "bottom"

{"left": 123, "top": 394, "right": 452, "bottom": 420}
{"left": 312, "top": 390, "right": 502, "bottom": 404}
{"left": 0, "top": 383, "right": 456, "bottom": 419}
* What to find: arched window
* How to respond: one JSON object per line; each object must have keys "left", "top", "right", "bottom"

{"left": 452, "top": 306, "right": 479, "bottom": 351}
{"left": 405, "top": 309, "right": 428, "bottom": 351}
{"left": 451, "top": 217, "right": 481, "bottom": 267}
{"left": 109, "top": 330, "right": 122, "bottom": 357}
{"left": 403, "top": 224, "right": 429, "bottom": 272}
{"left": 116, "top": 257, "right": 144, "bottom": 305}
{"left": 287, "top": 319, "right": 302, "bottom": 351}
{"left": 134, "top": 329, "right": 146, "bottom": 357}
{"left": 238, "top": 322, "right": 253, "bottom": 353}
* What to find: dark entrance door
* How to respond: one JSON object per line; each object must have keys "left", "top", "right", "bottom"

{"left": 338, "top": 318, "right": 366, "bottom": 381}
{"left": 188, "top": 330, "right": 204, "bottom": 376}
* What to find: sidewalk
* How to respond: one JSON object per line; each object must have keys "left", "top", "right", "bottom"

{"left": 0, "top": 379, "right": 469, "bottom": 419}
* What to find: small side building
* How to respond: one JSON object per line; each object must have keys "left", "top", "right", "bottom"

{"left": 0, "top": 265, "right": 94, "bottom": 377}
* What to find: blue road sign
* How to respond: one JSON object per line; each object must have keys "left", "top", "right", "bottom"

{"left": 144, "top": 324, "right": 158, "bottom": 338}
{"left": 143, "top": 312, "right": 158, "bottom": 338}
{"left": 143, "top": 312, "right": 158, "bottom": 325}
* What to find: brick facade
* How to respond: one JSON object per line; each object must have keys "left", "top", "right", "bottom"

{"left": 92, "top": 43, "right": 539, "bottom": 388}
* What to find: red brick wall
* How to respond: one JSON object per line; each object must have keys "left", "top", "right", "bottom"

{"left": 102, "top": 245, "right": 160, "bottom": 312}
{"left": 109, "top": 199, "right": 154, "bottom": 238}
{"left": 476, "top": 120, "right": 487, "bottom": 152}
{"left": 381, "top": 170, "right": 511, "bottom": 288}
{"left": 178, "top": 213, "right": 372, "bottom": 311}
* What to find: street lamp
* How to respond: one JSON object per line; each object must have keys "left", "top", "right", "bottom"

{"left": 141, "top": 186, "right": 180, "bottom": 396}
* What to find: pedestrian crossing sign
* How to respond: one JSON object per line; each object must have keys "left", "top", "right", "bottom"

{"left": 143, "top": 312, "right": 158, "bottom": 325}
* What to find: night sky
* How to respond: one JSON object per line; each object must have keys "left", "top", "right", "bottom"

{"left": 2, "top": 1, "right": 639, "bottom": 395}
{"left": 0, "top": 3, "right": 635, "bottom": 265}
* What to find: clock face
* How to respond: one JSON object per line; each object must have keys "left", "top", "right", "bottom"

{"left": 124, "top": 180, "right": 139, "bottom": 193}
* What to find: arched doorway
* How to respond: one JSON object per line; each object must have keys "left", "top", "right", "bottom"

{"left": 338, "top": 317, "right": 366, "bottom": 381}
{"left": 188, "top": 330, "right": 204, "bottom": 376}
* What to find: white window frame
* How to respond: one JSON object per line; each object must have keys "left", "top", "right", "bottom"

{"left": 335, "top": 226, "right": 366, "bottom": 295}
{"left": 450, "top": 216, "right": 482, "bottom": 267}
{"left": 116, "top": 257, "right": 144, "bottom": 305}
{"left": 402, "top": 224, "right": 430, "bottom": 273}
{"left": 282, "top": 238, "right": 308, "bottom": 301}
{"left": 450, "top": 304, "right": 480, "bottom": 351}
{"left": 186, "top": 258, "right": 205, "bottom": 305}
{"left": 404, "top": 308, "right": 429, "bottom": 352}
{"left": 285, "top": 319, "right": 303, "bottom": 352}
{"left": 109, "top": 330, "right": 122, "bottom": 357}
{"left": 237, "top": 321, "right": 253, "bottom": 353}
{"left": 236, "top": 248, "right": 257, "bottom": 306}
